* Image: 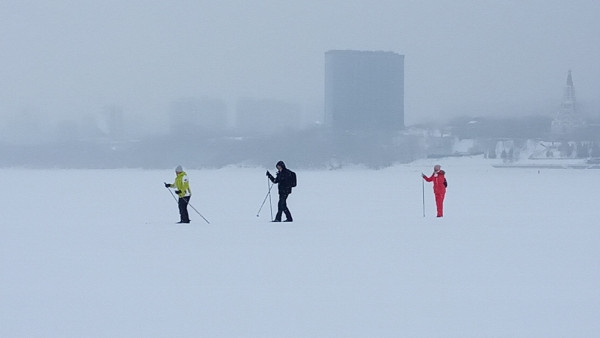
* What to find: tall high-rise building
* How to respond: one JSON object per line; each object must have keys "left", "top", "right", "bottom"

{"left": 324, "top": 50, "right": 404, "bottom": 133}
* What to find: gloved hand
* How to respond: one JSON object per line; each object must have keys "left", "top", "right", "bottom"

{"left": 164, "top": 183, "right": 171, "bottom": 188}
{"left": 175, "top": 190, "right": 181, "bottom": 195}
{"left": 266, "top": 170, "right": 271, "bottom": 177}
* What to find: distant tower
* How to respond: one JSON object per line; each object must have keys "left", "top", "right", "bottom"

{"left": 551, "top": 70, "right": 585, "bottom": 135}
{"left": 324, "top": 50, "right": 404, "bottom": 133}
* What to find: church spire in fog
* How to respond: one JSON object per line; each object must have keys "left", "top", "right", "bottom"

{"left": 566, "top": 69, "right": 574, "bottom": 87}
{"left": 562, "top": 70, "right": 576, "bottom": 109}
{"left": 551, "top": 70, "right": 584, "bottom": 136}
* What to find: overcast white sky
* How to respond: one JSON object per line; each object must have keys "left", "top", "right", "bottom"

{"left": 1, "top": 0, "right": 599, "bottom": 127}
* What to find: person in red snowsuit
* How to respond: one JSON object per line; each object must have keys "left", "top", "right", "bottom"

{"left": 422, "top": 164, "right": 447, "bottom": 217}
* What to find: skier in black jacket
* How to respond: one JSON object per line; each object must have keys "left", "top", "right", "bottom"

{"left": 266, "top": 160, "right": 293, "bottom": 222}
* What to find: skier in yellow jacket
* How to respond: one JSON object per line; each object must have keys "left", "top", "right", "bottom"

{"left": 165, "top": 165, "right": 192, "bottom": 223}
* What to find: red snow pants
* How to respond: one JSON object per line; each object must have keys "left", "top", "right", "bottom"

{"left": 435, "top": 192, "right": 445, "bottom": 217}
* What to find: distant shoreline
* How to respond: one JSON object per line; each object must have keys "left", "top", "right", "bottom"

{"left": 493, "top": 164, "right": 600, "bottom": 169}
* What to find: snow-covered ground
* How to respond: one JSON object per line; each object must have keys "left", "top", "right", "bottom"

{"left": 1, "top": 158, "right": 599, "bottom": 337}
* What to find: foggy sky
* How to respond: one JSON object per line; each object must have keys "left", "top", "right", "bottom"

{"left": 1, "top": 0, "right": 599, "bottom": 129}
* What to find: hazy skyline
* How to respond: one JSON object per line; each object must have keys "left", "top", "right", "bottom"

{"left": 1, "top": 0, "right": 599, "bottom": 129}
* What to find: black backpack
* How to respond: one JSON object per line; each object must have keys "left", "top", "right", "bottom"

{"left": 289, "top": 170, "right": 297, "bottom": 187}
{"left": 444, "top": 178, "right": 448, "bottom": 188}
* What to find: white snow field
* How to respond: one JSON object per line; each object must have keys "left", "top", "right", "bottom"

{"left": 1, "top": 158, "right": 599, "bottom": 337}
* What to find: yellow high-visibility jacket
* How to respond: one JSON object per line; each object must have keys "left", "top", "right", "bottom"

{"left": 171, "top": 171, "right": 191, "bottom": 198}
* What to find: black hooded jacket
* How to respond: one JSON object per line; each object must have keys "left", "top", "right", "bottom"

{"left": 269, "top": 161, "right": 293, "bottom": 194}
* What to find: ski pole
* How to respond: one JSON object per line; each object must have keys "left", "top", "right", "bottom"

{"left": 164, "top": 183, "right": 210, "bottom": 224}
{"left": 267, "top": 176, "right": 273, "bottom": 221}
{"left": 188, "top": 202, "right": 210, "bottom": 224}
{"left": 165, "top": 183, "right": 178, "bottom": 202}
{"left": 256, "top": 179, "right": 275, "bottom": 217}
{"left": 421, "top": 174, "right": 425, "bottom": 217}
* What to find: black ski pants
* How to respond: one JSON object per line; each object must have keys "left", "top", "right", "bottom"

{"left": 275, "top": 193, "right": 292, "bottom": 221}
{"left": 178, "top": 196, "right": 190, "bottom": 223}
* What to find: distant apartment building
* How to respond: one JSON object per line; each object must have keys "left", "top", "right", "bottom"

{"left": 324, "top": 50, "right": 405, "bottom": 133}
{"left": 99, "top": 104, "right": 124, "bottom": 139}
{"left": 169, "top": 97, "right": 228, "bottom": 135}
{"left": 235, "top": 98, "right": 301, "bottom": 135}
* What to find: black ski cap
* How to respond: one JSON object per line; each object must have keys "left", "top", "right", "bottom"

{"left": 276, "top": 161, "right": 286, "bottom": 169}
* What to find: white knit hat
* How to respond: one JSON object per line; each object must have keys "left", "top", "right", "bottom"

{"left": 175, "top": 165, "right": 183, "bottom": 172}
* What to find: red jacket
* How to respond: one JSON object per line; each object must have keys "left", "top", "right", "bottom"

{"left": 424, "top": 170, "right": 447, "bottom": 194}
